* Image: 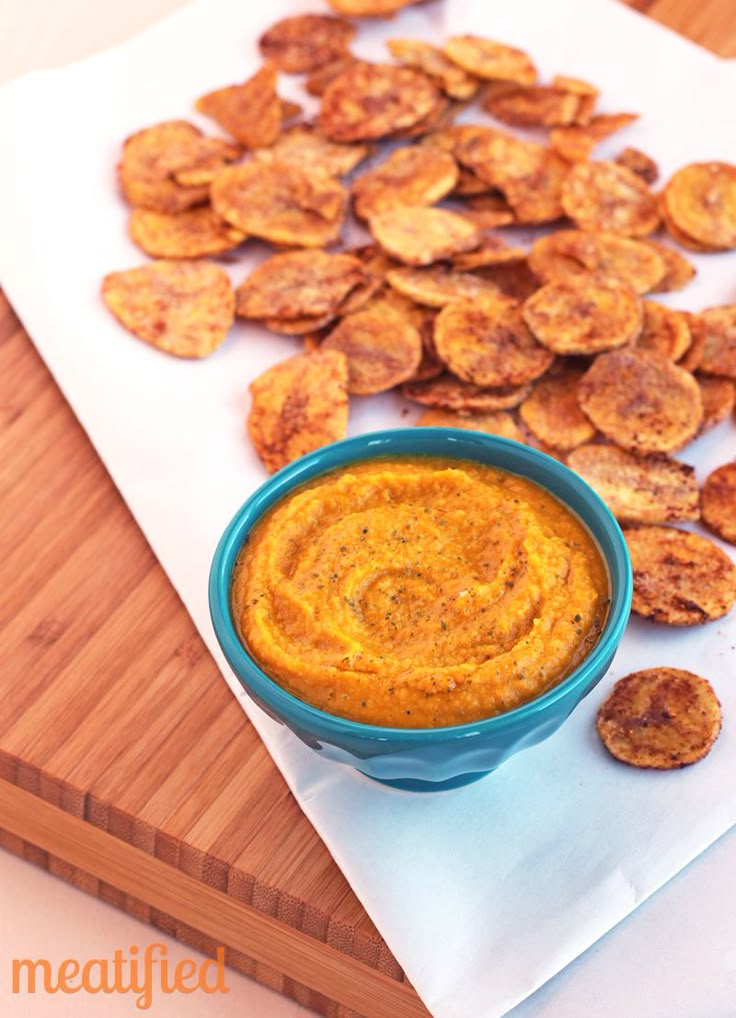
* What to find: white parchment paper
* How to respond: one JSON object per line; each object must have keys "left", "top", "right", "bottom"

{"left": 0, "top": 1, "right": 735, "bottom": 1014}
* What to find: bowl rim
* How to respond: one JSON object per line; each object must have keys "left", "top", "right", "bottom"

{"left": 209, "top": 427, "right": 632, "bottom": 744}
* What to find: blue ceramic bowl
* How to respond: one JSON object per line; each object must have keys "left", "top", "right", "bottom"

{"left": 209, "top": 429, "right": 632, "bottom": 792}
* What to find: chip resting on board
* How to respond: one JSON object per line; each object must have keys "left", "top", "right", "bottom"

{"left": 561, "top": 160, "right": 660, "bottom": 236}
{"left": 528, "top": 230, "right": 666, "bottom": 294}
{"left": 386, "top": 265, "right": 508, "bottom": 307}
{"left": 253, "top": 125, "right": 370, "bottom": 178}
{"left": 615, "top": 147, "right": 659, "bottom": 186}
{"left": 696, "top": 376, "right": 735, "bottom": 435}
{"left": 196, "top": 64, "right": 282, "bottom": 148}
{"left": 352, "top": 146, "right": 458, "bottom": 219}
{"left": 688, "top": 306, "right": 736, "bottom": 379}
{"left": 403, "top": 374, "right": 531, "bottom": 412}
{"left": 442, "top": 35, "right": 537, "bottom": 85}
{"left": 701, "top": 462, "right": 736, "bottom": 545}
{"left": 128, "top": 206, "right": 246, "bottom": 259}
{"left": 368, "top": 206, "right": 481, "bottom": 265}
{"left": 663, "top": 162, "right": 736, "bottom": 250}
{"left": 633, "top": 301, "right": 692, "bottom": 361}
{"left": 322, "top": 304, "right": 422, "bottom": 394}
{"left": 386, "top": 38, "right": 480, "bottom": 101}
{"left": 319, "top": 63, "right": 441, "bottom": 141}
{"left": 483, "top": 84, "right": 582, "bottom": 128}
{"left": 519, "top": 363, "right": 596, "bottom": 450}
{"left": 235, "top": 250, "right": 366, "bottom": 321}
{"left": 259, "top": 15, "right": 355, "bottom": 73}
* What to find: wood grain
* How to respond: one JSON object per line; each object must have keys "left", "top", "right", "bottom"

{"left": 1, "top": 4, "right": 734, "bottom": 1017}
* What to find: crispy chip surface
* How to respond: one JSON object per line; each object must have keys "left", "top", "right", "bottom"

{"left": 550, "top": 112, "right": 638, "bottom": 162}
{"left": 235, "top": 250, "right": 366, "bottom": 320}
{"left": 663, "top": 162, "right": 736, "bottom": 250}
{"left": 306, "top": 56, "right": 369, "bottom": 96}
{"left": 386, "top": 265, "right": 507, "bottom": 307}
{"left": 688, "top": 306, "right": 736, "bottom": 379}
{"left": 697, "top": 376, "right": 736, "bottom": 434}
{"left": 327, "top": 0, "right": 419, "bottom": 13}
{"left": 643, "top": 240, "right": 696, "bottom": 293}
{"left": 118, "top": 121, "right": 237, "bottom": 213}
{"left": 519, "top": 363, "right": 595, "bottom": 450}
{"left": 322, "top": 305, "right": 422, "bottom": 393}
{"left": 443, "top": 35, "right": 537, "bottom": 85}
{"left": 528, "top": 230, "right": 665, "bottom": 294}
{"left": 196, "top": 64, "right": 282, "bottom": 148}
{"left": 211, "top": 161, "right": 346, "bottom": 247}
{"left": 254, "top": 124, "right": 369, "bottom": 178}
{"left": 102, "top": 261, "right": 234, "bottom": 358}
{"left": 596, "top": 668, "right": 721, "bottom": 769}
{"left": 462, "top": 192, "right": 516, "bottom": 227}
{"left": 320, "top": 63, "right": 440, "bottom": 141}
{"left": 615, "top": 147, "right": 659, "bottom": 185}
{"left": 248, "top": 349, "right": 349, "bottom": 473}
{"left": 625, "top": 526, "right": 736, "bottom": 626}
{"left": 403, "top": 374, "right": 531, "bottom": 412}
{"left": 387, "top": 38, "right": 480, "bottom": 100}
{"left": 416, "top": 407, "right": 524, "bottom": 441}
{"left": 259, "top": 15, "right": 355, "bottom": 73}
{"left": 129, "top": 206, "right": 246, "bottom": 259}
{"left": 451, "top": 237, "right": 527, "bottom": 270}
{"left": 561, "top": 161, "right": 660, "bottom": 237}
{"left": 701, "top": 461, "right": 736, "bottom": 544}
{"left": 435, "top": 297, "right": 554, "bottom": 387}
{"left": 577, "top": 348, "right": 703, "bottom": 454}
{"left": 368, "top": 206, "right": 480, "bottom": 265}
{"left": 523, "top": 275, "right": 642, "bottom": 355}
{"left": 352, "top": 146, "right": 458, "bottom": 219}
{"left": 633, "top": 301, "right": 692, "bottom": 361}
{"left": 483, "top": 84, "right": 581, "bottom": 127}
{"left": 567, "top": 444, "right": 700, "bottom": 525}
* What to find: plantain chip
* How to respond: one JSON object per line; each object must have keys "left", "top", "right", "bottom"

{"left": 387, "top": 38, "right": 480, "bottom": 101}
{"left": 235, "top": 250, "right": 366, "bottom": 320}
{"left": 643, "top": 239, "right": 696, "bottom": 293}
{"left": 403, "top": 374, "right": 531, "bottom": 412}
{"left": 416, "top": 407, "right": 525, "bottom": 441}
{"left": 352, "top": 146, "right": 458, "bottom": 219}
{"left": 633, "top": 301, "right": 692, "bottom": 361}
{"left": 443, "top": 35, "right": 537, "bottom": 85}
{"left": 688, "top": 306, "right": 736, "bottom": 379}
{"left": 483, "top": 84, "right": 582, "bottom": 127}
{"left": 519, "top": 362, "right": 596, "bottom": 450}
{"left": 322, "top": 304, "right": 422, "bottom": 393}
{"left": 550, "top": 112, "right": 638, "bottom": 162}
{"left": 253, "top": 124, "right": 370, "bottom": 178}
{"left": 701, "top": 461, "right": 736, "bottom": 545}
{"left": 129, "top": 205, "right": 246, "bottom": 259}
{"left": 386, "top": 265, "right": 508, "bottom": 307}
{"left": 259, "top": 14, "right": 355, "bottom": 73}
{"left": 663, "top": 162, "right": 736, "bottom": 250}
{"left": 368, "top": 206, "right": 481, "bottom": 265}
{"left": 528, "top": 230, "right": 665, "bottom": 294}
{"left": 561, "top": 160, "right": 660, "bottom": 237}
{"left": 196, "top": 64, "right": 282, "bottom": 149}
{"left": 615, "top": 146, "right": 659, "bottom": 186}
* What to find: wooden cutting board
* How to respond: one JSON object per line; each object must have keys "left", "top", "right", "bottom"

{"left": 1, "top": 5, "right": 733, "bottom": 1016}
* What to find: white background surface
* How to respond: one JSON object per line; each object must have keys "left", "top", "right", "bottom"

{"left": 1, "top": 1, "right": 735, "bottom": 1016}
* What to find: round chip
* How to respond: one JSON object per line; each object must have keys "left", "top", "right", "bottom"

{"left": 403, "top": 374, "right": 531, "bottom": 412}
{"left": 387, "top": 265, "right": 507, "bottom": 307}
{"left": 322, "top": 306, "right": 422, "bottom": 394}
{"left": 566, "top": 444, "right": 700, "bottom": 525}
{"left": 483, "top": 84, "right": 581, "bottom": 127}
{"left": 561, "top": 161, "right": 660, "bottom": 237}
{"left": 519, "top": 363, "right": 596, "bottom": 450}
{"left": 118, "top": 120, "right": 238, "bottom": 213}
{"left": 416, "top": 407, "right": 525, "bottom": 441}
{"left": 633, "top": 301, "right": 692, "bottom": 361}
{"left": 102, "top": 261, "right": 234, "bottom": 358}
{"left": 435, "top": 297, "right": 554, "bottom": 387}
{"left": 461, "top": 192, "right": 516, "bottom": 227}
{"left": 443, "top": 35, "right": 537, "bottom": 85}
{"left": 196, "top": 64, "right": 282, "bottom": 149}
{"left": 254, "top": 125, "right": 369, "bottom": 178}
{"left": 643, "top": 240, "right": 696, "bottom": 293}
{"left": 615, "top": 147, "right": 659, "bottom": 186}
{"left": 577, "top": 348, "right": 703, "bottom": 454}
{"left": 625, "top": 526, "right": 736, "bottom": 626}
{"left": 211, "top": 162, "right": 346, "bottom": 248}
{"left": 688, "top": 306, "right": 736, "bottom": 379}
{"left": 697, "top": 376, "right": 736, "bottom": 435}
{"left": 522, "top": 275, "right": 642, "bottom": 355}
{"left": 528, "top": 230, "right": 666, "bottom": 294}
{"left": 596, "top": 668, "right": 722, "bottom": 769}
{"left": 259, "top": 15, "right": 355, "bottom": 73}
{"left": 386, "top": 38, "right": 480, "bottom": 101}
{"left": 248, "top": 349, "right": 349, "bottom": 473}
{"left": 352, "top": 146, "right": 458, "bottom": 220}
{"left": 368, "top": 206, "right": 481, "bottom": 266}
{"left": 128, "top": 206, "right": 246, "bottom": 259}
{"left": 235, "top": 251, "right": 366, "bottom": 320}
{"left": 660, "top": 202, "right": 722, "bottom": 253}
{"left": 319, "top": 63, "right": 440, "bottom": 142}
{"left": 663, "top": 162, "right": 736, "bottom": 250}
{"left": 701, "top": 462, "right": 736, "bottom": 545}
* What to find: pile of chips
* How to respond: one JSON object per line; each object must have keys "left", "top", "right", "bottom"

{"left": 101, "top": 3, "right": 736, "bottom": 766}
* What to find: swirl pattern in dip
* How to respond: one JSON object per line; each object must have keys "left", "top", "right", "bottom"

{"left": 231, "top": 457, "right": 610, "bottom": 728}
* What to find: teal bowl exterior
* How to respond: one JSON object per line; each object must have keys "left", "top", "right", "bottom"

{"left": 209, "top": 429, "right": 632, "bottom": 791}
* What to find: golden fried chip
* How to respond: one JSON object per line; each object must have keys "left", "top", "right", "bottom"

{"left": 352, "top": 146, "right": 458, "bottom": 219}
{"left": 697, "top": 376, "right": 736, "bottom": 435}
{"left": 561, "top": 161, "right": 660, "bottom": 237}
{"left": 596, "top": 668, "right": 721, "bottom": 769}
{"left": 254, "top": 124, "right": 369, "bottom": 178}
{"left": 196, "top": 64, "right": 282, "bottom": 148}
{"left": 632, "top": 301, "right": 692, "bottom": 361}
{"left": 235, "top": 250, "right": 366, "bottom": 320}
{"left": 522, "top": 275, "right": 642, "bottom": 355}
{"left": 403, "top": 374, "right": 531, "bottom": 412}
{"left": 259, "top": 15, "right": 355, "bottom": 73}
{"left": 615, "top": 147, "right": 659, "bottom": 186}
{"left": 519, "top": 363, "right": 595, "bottom": 450}
{"left": 483, "top": 84, "right": 581, "bottom": 127}
{"left": 550, "top": 112, "right": 638, "bottom": 162}
{"left": 701, "top": 461, "right": 736, "bottom": 545}
{"left": 660, "top": 201, "right": 722, "bottom": 253}
{"left": 551, "top": 74, "right": 599, "bottom": 98}
{"left": 411, "top": 324, "right": 444, "bottom": 382}
{"left": 458, "top": 130, "right": 568, "bottom": 224}
{"left": 319, "top": 62, "right": 440, "bottom": 142}
{"left": 625, "top": 526, "right": 736, "bottom": 626}
{"left": 389, "top": 94, "right": 457, "bottom": 140}
{"left": 643, "top": 240, "right": 696, "bottom": 293}
{"left": 478, "top": 260, "right": 541, "bottom": 302}
{"left": 416, "top": 407, "right": 525, "bottom": 441}
{"left": 566, "top": 444, "right": 700, "bottom": 525}
{"left": 102, "top": 261, "right": 234, "bottom": 358}
{"left": 387, "top": 38, "right": 480, "bottom": 101}
{"left": 435, "top": 297, "right": 553, "bottom": 387}
{"left": 577, "top": 348, "right": 703, "bottom": 454}
{"left": 368, "top": 206, "right": 480, "bottom": 266}
{"left": 451, "top": 236, "right": 527, "bottom": 270}
{"left": 528, "top": 230, "right": 665, "bottom": 294}
{"left": 211, "top": 161, "right": 346, "bottom": 247}
{"left": 118, "top": 121, "right": 238, "bottom": 213}
{"left": 462, "top": 193, "right": 517, "bottom": 227}
{"left": 443, "top": 35, "right": 537, "bottom": 85}
{"left": 386, "top": 265, "right": 507, "bottom": 307}
{"left": 327, "top": 0, "right": 419, "bottom": 13}
{"left": 128, "top": 206, "right": 246, "bottom": 259}
{"left": 452, "top": 166, "right": 494, "bottom": 196}
{"left": 663, "top": 162, "right": 736, "bottom": 250}
{"left": 688, "top": 306, "right": 736, "bottom": 379}
{"left": 248, "top": 349, "right": 349, "bottom": 473}
{"left": 322, "top": 305, "right": 422, "bottom": 394}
